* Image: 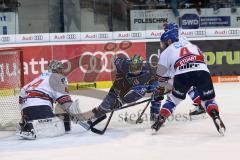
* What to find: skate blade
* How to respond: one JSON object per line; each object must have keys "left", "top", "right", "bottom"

{"left": 150, "top": 129, "right": 159, "bottom": 135}
{"left": 78, "top": 121, "right": 91, "bottom": 130}
{"left": 215, "top": 119, "right": 225, "bottom": 136}
{"left": 190, "top": 113, "right": 208, "bottom": 120}
{"left": 16, "top": 131, "right": 37, "bottom": 140}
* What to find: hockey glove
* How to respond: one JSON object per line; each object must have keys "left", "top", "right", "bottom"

{"left": 19, "top": 96, "right": 25, "bottom": 104}
{"left": 123, "top": 85, "right": 147, "bottom": 103}
{"left": 155, "top": 86, "right": 165, "bottom": 95}
{"left": 147, "top": 81, "right": 160, "bottom": 93}
{"left": 153, "top": 86, "right": 165, "bottom": 101}
{"left": 153, "top": 93, "right": 164, "bottom": 101}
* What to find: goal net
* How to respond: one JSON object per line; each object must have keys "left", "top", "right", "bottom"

{"left": 0, "top": 48, "right": 24, "bottom": 131}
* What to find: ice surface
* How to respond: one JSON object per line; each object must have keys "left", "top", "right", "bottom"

{"left": 0, "top": 83, "right": 240, "bottom": 160}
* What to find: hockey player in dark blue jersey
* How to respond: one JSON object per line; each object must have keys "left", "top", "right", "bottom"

{"left": 72, "top": 54, "right": 164, "bottom": 129}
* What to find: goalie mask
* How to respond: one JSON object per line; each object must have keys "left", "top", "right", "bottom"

{"left": 129, "top": 55, "right": 144, "bottom": 74}
{"left": 48, "top": 60, "right": 64, "bottom": 74}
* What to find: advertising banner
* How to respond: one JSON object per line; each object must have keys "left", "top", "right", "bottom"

{"left": 81, "top": 32, "right": 112, "bottom": 41}
{"left": 0, "top": 51, "right": 21, "bottom": 88}
{"left": 113, "top": 31, "right": 146, "bottom": 40}
{"left": 0, "top": 12, "right": 18, "bottom": 35}
{"left": 179, "top": 29, "right": 206, "bottom": 38}
{"left": 145, "top": 30, "right": 164, "bottom": 39}
{"left": 146, "top": 39, "right": 240, "bottom": 76}
{"left": 16, "top": 33, "right": 49, "bottom": 43}
{"left": 13, "top": 42, "right": 146, "bottom": 85}
{"left": 49, "top": 32, "right": 81, "bottom": 42}
{"left": 205, "top": 28, "right": 240, "bottom": 37}
{"left": 0, "top": 34, "right": 15, "bottom": 44}
{"left": 131, "top": 8, "right": 240, "bottom": 30}
{"left": 130, "top": 9, "right": 173, "bottom": 31}
{"left": 180, "top": 8, "right": 240, "bottom": 29}
{"left": 1, "top": 39, "right": 240, "bottom": 88}
{"left": 194, "top": 39, "right": 240, "bottom": 76}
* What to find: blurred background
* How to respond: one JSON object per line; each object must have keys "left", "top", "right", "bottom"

{"left": 1, "top": 0, "right": 240, "bottom": 34}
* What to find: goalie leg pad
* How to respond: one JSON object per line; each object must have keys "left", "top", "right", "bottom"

{"left": 32, "top": 117, "right": 65, "bottom": 138}
{"left": 17, "top": 117, "right": 65, "bottom": 139}
{"left": 55, "top": 113, "right": 71, "bottom": 132}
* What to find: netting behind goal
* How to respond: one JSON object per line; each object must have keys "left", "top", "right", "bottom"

{"left": 0, "top": 48, "right": 24, "bottom": 131}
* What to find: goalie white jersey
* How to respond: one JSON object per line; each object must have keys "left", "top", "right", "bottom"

{"left": 158, "top": 38, "right": 209, "bottom": 77}
{"left": 20, "top": 72, "right": 72, "bottom": 110}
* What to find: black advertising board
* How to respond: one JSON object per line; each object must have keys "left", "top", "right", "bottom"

{"left": 146, "top": 39, "right": 240, "bottom": 76}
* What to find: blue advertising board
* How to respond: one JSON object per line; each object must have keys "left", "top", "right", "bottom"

{"left": 181, "top": 14, "right": 231, "bottom": 29}
{"left": 200, "top": 16, "right": 230, "bottom": 27}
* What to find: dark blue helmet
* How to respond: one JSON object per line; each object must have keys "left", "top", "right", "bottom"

{"left": 160, "top": 29, "right": 179, "bottom": 43}
{"left": 163, "top": 22, "right": 179, "bottom": 32}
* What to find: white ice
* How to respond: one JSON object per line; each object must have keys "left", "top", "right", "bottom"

{"left": 0, "top": 83, "right": 240, "bottom": 160}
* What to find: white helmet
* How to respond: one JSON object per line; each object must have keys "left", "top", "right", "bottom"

{"left": 48, "top": 60, "right": 64, "bottom": 73}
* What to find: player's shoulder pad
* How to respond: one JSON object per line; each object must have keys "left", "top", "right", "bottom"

{"left": 114, "top": 57, "right": 130, "bottom": 73}
{"left": 49, "top": 73, "right": 68, "bottom": 93}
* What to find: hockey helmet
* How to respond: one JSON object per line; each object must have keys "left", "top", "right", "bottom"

{"left": 129, "top": 54, "right": 144, "bottom": 74}
{"left": 160, "top": 29, "right": 179, "bottom": 43}
{"left": 163, "top": 22, "right": 179, "bottom": 32}
{"left": 48, "top": 60, "right": 64, "bottom": 73}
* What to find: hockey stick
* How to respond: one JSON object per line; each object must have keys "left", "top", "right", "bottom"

{"left": 90, "top": 90, "right": 172, "bottom": 135}
{"left": 135, "top": 100, "right": 151, "bottom": 124}
{"left": 90, "top": 111, "right": 114, "bottom": 135}
{"left": 90, "top": 98, "right": 152, "bottom": 135}
{"left": 135, "top": 90, "right": 172, "bottom": 124}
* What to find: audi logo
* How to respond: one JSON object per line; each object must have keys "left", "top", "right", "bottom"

{"left": 131, "top": 33, "right": 142, "bottom": 37}
{"left": 195, "top": 31, "right": 205, "bottom": 36}
{"left": 228, "top": 30, "right": 239, "bottom": 35}
{"left": 34, "top": 35, "right": 43, "bottom": 40}
{"left": 78, "top": 51, "right": 129, "bottom": 73}
{"left": 66, "top": 34, "right": 77, "bottom": 39}
{"left": 148, "top": 53, "right": 159, "bottom": 67}
{"left": 98, "top": 34, "right": 108, "bottom": 38}
{"left": 1, "top": 37, "right": 10, "bottom": 42}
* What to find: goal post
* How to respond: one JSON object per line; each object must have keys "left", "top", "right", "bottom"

{"left": 0, "top": 48, "right": 24, "bottom": 130}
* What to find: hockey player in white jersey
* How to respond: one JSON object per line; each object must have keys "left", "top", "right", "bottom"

{"left": 160, "top": 23, "right": 206, "bottom": 117}
{"left": 151, "top": 24, "right": 226, "bottom": 135}
{"left": 18, "top": 60, "right": 80, "bottom": 139}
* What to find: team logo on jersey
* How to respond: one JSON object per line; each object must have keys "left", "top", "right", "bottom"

{"left": 174, "top": 54, "right": 204, "bottom": 69}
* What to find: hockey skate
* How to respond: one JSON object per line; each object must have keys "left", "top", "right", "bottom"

{"left": 150, "top": 113, "right": 159, "bottom": 122}
{"left": 210, "top": 110, "right": 226, "bottom": 136}
{"left": 70, "top": 113, "right": 92, "bottom": 130}
{"left": 151, "top": 115, "right": 166, "bottom": 132}
{"left": 16, "top": 122, "right": 36, "bottom": 140}
{"left": 71, "top": 108, "right": 107, "bottom": 131}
